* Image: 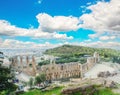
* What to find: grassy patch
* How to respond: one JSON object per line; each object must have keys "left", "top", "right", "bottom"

{"left": 94, "top": 88, "right": 120, "bottom": 95}
{"left": 73, "top": 88, "right": 120, "bottom": 95}
{"left": 0, "top": 90, "right": 9, "bottom": 95}
{"left": 20, "top": 86, "right": 120, "bottom": 95}
{"left": 20, "top": 87, "right": 63, "bottom": 95}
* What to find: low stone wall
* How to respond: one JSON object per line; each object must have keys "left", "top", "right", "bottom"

{"left": 61, "top": 85, "right": 98, "bottom": 95}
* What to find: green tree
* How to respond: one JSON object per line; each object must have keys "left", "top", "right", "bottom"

{"left": 35, "top": 75, "right": 42, "bottom": 86}
{"left": 28, "top": 78, "right": 34, "bottom": 89}
{"left": 40, "top": 73, "right": 46, "bottom": 86}
{"left": 0, "top": 65, "right": 17, "bottom": 94}
{"left": 38, "top": 60, "right": 50, "bottom": 66}
{"left": 35, "top": 73, "right": 46, "bottom": 87}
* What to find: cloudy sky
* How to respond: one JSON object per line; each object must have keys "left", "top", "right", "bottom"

{"left": 0, "top": 0, "right": 120, "bottom": 49}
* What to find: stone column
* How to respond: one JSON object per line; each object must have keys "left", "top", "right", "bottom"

{"left": 13, "top": 56, "right": 17, "bottom": 70}
{"left": 32, "top": 56, "right": 37, "bottom": 76}
{"left": 80, "top": 64, "right": 83, "bottom": 79}
{"left": 20, "top": 56, "right": 23, "bottom": 70}
{"left": 26, "top": 56, "right": 29, "bottom": 68}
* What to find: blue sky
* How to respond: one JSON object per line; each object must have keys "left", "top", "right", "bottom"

{"left": 0, "top": 0, "right": 94, "bottom": 28}
{"left": 0, "top": 0, "right": 120, "bottom": 49}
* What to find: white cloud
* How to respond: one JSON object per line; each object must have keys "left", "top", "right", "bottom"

{"left": 99, "top": 36, "right": 116, "bottom": 40}
{"left": 0, "top": 0, "right": 120, "bottom": 49}
{"left": 79, "top": 41, "right": 120, "bottom": 50}
{"left": 0, "top": 39, "right": 60, "bottom": 49}
{"left": 1, "top": 38, "right": 119, "bottom": 50}
{"left": 38, "top": 0, "right": 42, "bottom": 4}
{"left": 0, "top": 20, "right": 73, "bottom": 40}
{"left": 0, "top": 38, "right": 3, "bottom": 46}
{"left": 88, "top": 33, "right": 100, "bottom": 39}
{"left": 0, "top": 20, "right": 33, "bottom": 36}
{"left": 80, "top": 0, "right": 120, "bottom": 37}
{"left": 84, "top": 39, "right": 92, "bottom": 42}
{"left": 87, "top": 2, "right": 92, "bottom": 5}
{"left": 52, "top": 33, "right": 73, "bottom": 40}
{"left": 33, "top": 30, "right": 74, "bottom": 40}
{"left": 36, "top": 13, "right": 80, "bottom": 32}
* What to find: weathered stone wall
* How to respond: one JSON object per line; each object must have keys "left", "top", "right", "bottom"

{"left": 40, "top": 62, "right": 81, "bottom": 80}
{"left": 40, "top": 52, "right": 100, "bottom": 80}
{"left": 82, "top": 52, "right": 100, "bottom": 74}
{"left": 11, "top": 52, "right": 100, "bottom": 79}
{"left": 11, "top": 55, "right": 36, "bottom": 76}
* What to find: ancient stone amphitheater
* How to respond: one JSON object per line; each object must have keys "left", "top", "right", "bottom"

{"left": 11, "top": 52, "right": 100, "bottom": 80}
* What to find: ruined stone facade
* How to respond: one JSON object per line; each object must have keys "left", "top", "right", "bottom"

{"left": 40, "top": 62, "right": 82, "bottom": 80}
{"left": 11, "top": 52, "right": 100, "bottom": 80}
{"left": 39, "top": 52, "right": 100, "bottom": 80}
{"left": 82, "top": 52, "right": 100, "bottom": 74}
{"left": 11, "top": 56, "right": 36, "bottom": 76}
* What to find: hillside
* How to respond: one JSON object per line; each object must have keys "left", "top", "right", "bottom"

{"left": 44, "top": 45, "right": 120, "bottom": 57}
{"left": 43, "top": 45, "right": 120, "bottom": 63}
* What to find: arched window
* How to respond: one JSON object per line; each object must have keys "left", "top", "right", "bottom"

{"left": 61, "top": 65, "right": 64, "bottom": 70}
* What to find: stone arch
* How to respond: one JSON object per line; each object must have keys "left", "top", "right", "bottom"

{"left": 61, "top": 65, "right": 64, "bottom": 70}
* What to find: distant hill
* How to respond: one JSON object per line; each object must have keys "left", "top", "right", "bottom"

{"left": 43, "top": 45, "right": 120, "bottom": 63}
{"left": 44, "top": 44, "right": 120, "bottom": 57}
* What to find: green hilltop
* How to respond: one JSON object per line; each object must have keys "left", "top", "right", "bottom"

{"left": 43, "top": 45, "right": 120, "bottom": 64}
{"left": 44, "top": 44, "right": 120, "bottom": 57}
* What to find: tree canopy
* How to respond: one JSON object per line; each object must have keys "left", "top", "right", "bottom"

{"left": 0, "top": 65, "right": 17, "bottom": 93}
